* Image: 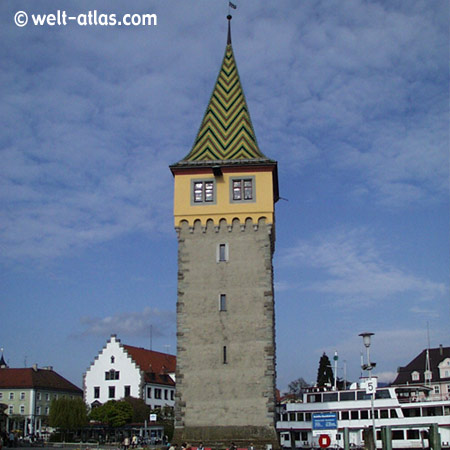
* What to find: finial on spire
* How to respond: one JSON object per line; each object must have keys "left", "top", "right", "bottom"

{"left": 227, "top": 14, "right": 232, "bottom": 45}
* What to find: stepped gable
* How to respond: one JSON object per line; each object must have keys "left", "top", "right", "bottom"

{"left": 0, "top": 367, "right": 82, "bottom": 393}
{"left": 174, "top": 17, "right": 272, "bottom": 167}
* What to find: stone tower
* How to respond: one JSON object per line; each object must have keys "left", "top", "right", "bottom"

{"left": 170, "top": 16, "right": 279, "bottom": 449}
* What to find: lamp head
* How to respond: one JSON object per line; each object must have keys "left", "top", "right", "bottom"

{"left": 359, "top": 332, "right": 374, "bottom": 348}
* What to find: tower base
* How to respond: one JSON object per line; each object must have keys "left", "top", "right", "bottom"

{"left": 173, "top": 425, "right": 279, "bottom": 450}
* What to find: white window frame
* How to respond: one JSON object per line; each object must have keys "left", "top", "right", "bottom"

{"left": 411, "top": 371, "right": 420, "bottom": 381}
{"left": 217, "top": 243, "right": 229, "bottom": 263}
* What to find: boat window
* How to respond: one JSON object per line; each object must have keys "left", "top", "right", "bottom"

{"left": 298, "top": 412, "right": 304, "bottom": 421}
{"left": 351, "top": 410, "right": 358, "bottom": 420}
{"left": 423, "top": 406, "right": 443, "bottom": 416}
{"left": 392, "top": 430, "right": 404, "bottom": 440}
{"left": 360, "top": 410, "right": 369, "bottom": 419}
{"left": 406, "top": 430, "right": 420, "bottom": 440}
{"left": 341, "top": 411, "right": 349, "bottom": 420}
{"left": 403, "top": 408, "right": 420, "bottom": 417}
{"left": 307, "top": 393, "right": 322, "bottom": 403}
{"left": 370, "top": 409, "right": 379, "bottom": 419}
{"left": 375, "top": 389, "right": 391, "bottom": 399}
{"left": 305, "top": 413, "right": 311, "bottom": 421}
{"left": 339, "top": 391, "right": 356, "bottom": 401}
{"left": 289, "top": 413, "right": 296, "bottom": 421}
{"left": 380, "top": 409, "right": 389, "bottom": 418}
{"left": 444, "top": 406, "right": 450, "bottom": 416}
{"left": 323, "top": 392, "right": 338, "bottom": 402}
{"left": 301, "top": 431, "right": 308, "bottom": 441}
{"left": 293, "top": 432, "right": 300, "bottom": 440}
{"left": 390, "top": 409, "right": 398, "bottom": 418}
{"left": 357, "top": 391, "right": 372, "bottom": 400}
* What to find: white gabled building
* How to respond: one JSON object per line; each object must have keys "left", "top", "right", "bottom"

{"left": 84, "top": 335, "right": 176, "bottom": 410}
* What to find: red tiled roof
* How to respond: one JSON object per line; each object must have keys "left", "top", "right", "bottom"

{"left": 123, "top": 345, "right": 176, "bottom": 374}
{"left": 0, "top": 368, "right": 82, "bottom": 393}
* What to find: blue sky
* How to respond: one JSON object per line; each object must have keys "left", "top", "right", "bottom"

{"left": 1, "top": 0, "right": 448, "bottom": 392}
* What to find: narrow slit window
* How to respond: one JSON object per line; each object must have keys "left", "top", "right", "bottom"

{"left": 220, "top": 294, "right": 227, "bottom": 311}
{"left": 219, "top": 244, "right": 226, "bottom": 261}
{"left": 223, "top": 346, "right": 227, "bottom": 364}
{"left": 217, "top": 243, "right": 229, "bottom": 262}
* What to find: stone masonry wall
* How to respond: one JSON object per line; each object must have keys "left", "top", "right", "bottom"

{"left": 174, "top": 217, "right": 277, "bottom": 446}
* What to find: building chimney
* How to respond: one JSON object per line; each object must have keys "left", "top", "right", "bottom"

{"left": 440, "top": 344, "right": 443, "bottom": 356}
{"left": 32, "top": 364, "right": 38, "bottom": 372}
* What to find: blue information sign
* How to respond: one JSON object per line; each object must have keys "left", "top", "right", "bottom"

{"left": 312, "top": 412, "right": 338, "bottom": 430}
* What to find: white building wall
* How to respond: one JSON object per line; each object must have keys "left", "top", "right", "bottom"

{"left": 143, "top": 382, "right": 175, "bottom": 410}
{"left": 84, "top": 335, "right": 142, "bottom": 406}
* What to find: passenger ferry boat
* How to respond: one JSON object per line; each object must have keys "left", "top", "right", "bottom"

{"left": 276, "top": 380, "right": 450, "bottom": 449}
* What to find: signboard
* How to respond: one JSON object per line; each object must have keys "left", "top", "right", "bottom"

{"left": 312, "top": 412, "right": 338, "bottom": 430}
{"left": 149, "top": 413, "right": 157, "bottom": 422}
{"left": 365, "top": 377, "right": 378, "bottom": 394}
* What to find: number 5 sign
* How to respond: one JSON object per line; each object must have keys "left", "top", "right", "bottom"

{"left": 365, "top": 377, "right": 378, "bottom": 394}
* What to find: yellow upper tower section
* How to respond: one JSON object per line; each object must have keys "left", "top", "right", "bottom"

{"left": 170, "top": 16, "right": 278, "bottom": 228}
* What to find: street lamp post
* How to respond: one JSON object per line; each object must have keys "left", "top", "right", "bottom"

{"left": 359, "top": 332, "right": 377, "bottom": 450}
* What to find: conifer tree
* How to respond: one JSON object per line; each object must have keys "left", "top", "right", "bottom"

{"left": 316, "top": 352, "right": 334, "bottom": 387}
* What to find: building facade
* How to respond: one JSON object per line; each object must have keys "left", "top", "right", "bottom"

{"left": 392, "top": 345, "right": 450, "bottom": 401}
{"left": 0, "top": 361, "right": 82, "bottom": 438}
{"left": 84, "top": 335, "right": 176, "bottom": 410}
{"left": 170, "top": 16, "right": 279, "bottom": 448}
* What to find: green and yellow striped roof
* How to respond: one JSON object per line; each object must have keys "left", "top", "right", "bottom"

{"left": 180, "top": 29, "right": 267, "bottom": 163}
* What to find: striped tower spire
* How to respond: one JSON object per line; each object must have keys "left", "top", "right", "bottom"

{"left": 178, "top": 15, "right": 269, "bottom": 164}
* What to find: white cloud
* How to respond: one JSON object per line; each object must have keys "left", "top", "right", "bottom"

{"left": 78, "top": 307, "right": 175, "bottom": 338}
{"left": 280, "top": 228, "right": 446, "bottom": 305}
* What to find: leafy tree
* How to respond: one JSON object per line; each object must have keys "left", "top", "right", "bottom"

{"left": 123, "top": 396, "right": 151, "bottom": 422}
{"left": 316, "top": 352, "right": 334, "bottom": 387}
{"left": 288, "top": 377, "right": 310, "bottom": 398}
{"left": 89, "top": 400, "right": 133, "bottom": 427}
{"left": 49, "top": 397, "right": 88, "bottom": 440}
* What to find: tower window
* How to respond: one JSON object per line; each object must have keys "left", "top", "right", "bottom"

{"left": 192, "top": 180, "right": 215, "bottom": 204}
{"left": 219, "top": 294, "right": 227, "bottom": 311}
{"left": 217, "top": 243, "right": 229, "bottom": 262}
{"left": 223, "top": 346, "right": 228, "bottom": 364}
{"left": 231, "top": 177, "right": 254, "bottom": 202}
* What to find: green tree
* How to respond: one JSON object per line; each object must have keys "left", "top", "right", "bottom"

{"left": 49, "top": 397, "right": 88, "bottom": 440}
{"left": 316, "top": 352, "right": 334, "bottom": 387}
{"left": 288, "top": 377, "right": 310, "bottom": 398}
{"left": 123, "top": 396, "right": 151, "bottom": 423}
{"left": 89, "top": 400, "right": 133, "bottom": 427}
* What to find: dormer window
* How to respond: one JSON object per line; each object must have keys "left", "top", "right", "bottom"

{"left": 411, "top": 371, "right": 420, "bottom": 381}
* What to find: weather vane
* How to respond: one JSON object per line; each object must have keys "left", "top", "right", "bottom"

{"left": 228, "top": 1, "right": 237, "bottom": 15}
